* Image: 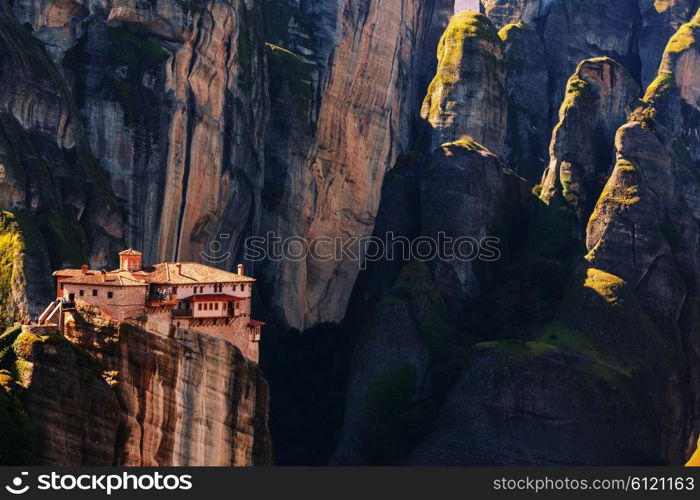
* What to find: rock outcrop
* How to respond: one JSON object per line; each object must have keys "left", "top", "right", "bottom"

{"left": 267, "top": 0, "right": 453, "bottom": 328}
{"left": 334, "top": 137, "right": 530, "bottom": 464}
{"left": 410, "top": 268, "right": 677, "bottom": 465}
{"left": 482, "top": 0, "right": 698, "bottom": 122}
{"left": 639, "top": 0, "right": 700, "bottom": 88}
{"left": 421, "top": 140, "right": 528, "bottom": 315}
{"left": 60, "top": 306, "right": 272, "bottom": 466}
{"left": 0, "top": 307, "right": 271, "bottom": 466}
{"left": 334, "top": 4, "right": 700, "bottom": 466}
{"left": 0, "top": 0, "right": 124, "bottom": 321}
{"left": 540, "top": 58, "right": 640, "bottom": 237}
{"left": 480, "top": 0, "right": 549, "bottom": 28}
{"left": 541, "top": 0, "right": 640, "bottom": 118}
{"left": 421, "top": 12, "right": 507, "bottom": 155}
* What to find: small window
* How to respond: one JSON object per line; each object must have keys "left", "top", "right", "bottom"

{"left": 108, "top": 292, "right": 114, "bottom": 299}
{"left": 79, "top": 290, "right": 84, "bottom": 297}
{"left": 215, "top": 303, "right": 219, "bottom": 310}
{"left": 235, "top": 302, "right": 240, "bottom": 310}
{"left": 92, "top": 289, "right": 98, "bottom": 297}
{"left": 60, "top": 283, "right": 65, "bottom": 290}
{"left": 198, "top": 303, "right": 202, "bottom": 311}
{"left": 200, "top": 286, "right": 204, "bottom": 293}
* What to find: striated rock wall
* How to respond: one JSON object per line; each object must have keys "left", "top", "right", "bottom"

{"left": 1, "top": 306, "right": 271, "bottom": 466}
{"left": 10, "top": 326, "right": 121, "bottom": 466}
{"left": 540, "top": 58, "right": 640, "bottom": 237}
{"left": 7, "top": 0, "right": 454, "bottom": 330}
{"left": 61, "top": 306, "right": 272, "bottom": 466}
{"left": 259, "top": 0, "right": 453, "bottom": 328}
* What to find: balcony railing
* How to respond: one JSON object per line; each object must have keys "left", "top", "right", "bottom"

{"left": 172, "top": 309, "right": 193, "bottom": 318}
{"left": 146, "top": 294, "right": 178, "bottom": 306}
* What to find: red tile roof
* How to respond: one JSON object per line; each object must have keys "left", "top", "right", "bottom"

{"left": 54, "top": 262, "right": 255, "bottom": 287}
{"left": 248, "top": 320, "right": 266, "bottom": 327}
{"left": 119, "top": 248, "right": 142, "bottom": 256}
{"left": 183, "top": 294, "right": 245, "bottom": 302}
{"left": 53, "top": 270, "right": 148, "bottom": 287}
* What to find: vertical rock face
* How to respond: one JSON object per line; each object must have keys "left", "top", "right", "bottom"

{"left": 540, "top": 58, "right": 640, "bottom": 237}
{"left": 421, "top": 140, "right": 528, "bottom": 315}
{"left": 639, "top": 0, "right": 699, "bottom": 88}
{"left": 583, "top": 12, "right": 700, "bottom": 462}
{"left": 480, "top": 0, "right": 547, "bottom": 28}
{"left": 51, "top": 0, "right": 269, "bottom": 268}
{"left": 0, "top": 0, "right": 124, "bottom": 320}
{"left": 482, "top": 0, "right": 699, "bottom": 118}
{"left": 7, "top": 0, "right": 454, "bottom": 330}
{"left": 409, "top": 267, "right": 678, "bottom": 465}
{"left": 499, "top": 21, "right": 549, "bottom": 183}
{"left": 421, "top": 12, "right": 507, "bottom": 155}
{"left": 52, "top": 306, "right": 273, "bottom": 466}
{"left": 261, "top": 0, "right": 453, "bottom": 328}
{"left": 333, "top": 262, "right": 435, "bottom": 465}
{"left": 9, "top": 326, "right": 121, "bottom": 466}
{"left": 334, "top": 4, "right": 700, "bottom": 466}
{"left": 587, "top": 11, "right": 700, "bottom": 320}
{"left": 541, "top": 0, "right": 641, "bottom": 116}
{"left": 334, "top": 138, "right": 530, "bottom": 464}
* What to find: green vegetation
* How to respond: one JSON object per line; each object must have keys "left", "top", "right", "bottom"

{"left": 0, "top": 212, "right": 28, "bottom": 328}
{"left": 562, "top": 76, "right": 594, "bottom": 110}
{"left": 447, "top": 136, "right": 489, "bottom": 152}
{"left": 643, "top": 15, "right": 699, "bottom": 105}
{"left": 364, "top": 363, "right": 424, "bottom": 464}
{"left": 422, "top": 12, "right": 503, "bottom": 123}
{"left": 365, "top": 364, "right": 417, "bottom": 425}
{"left": 0, "top": 327, "right": 33, "bottom": 464}
{"left": 106, "top": 27, "right": 170, "bottom": 62}
{"left": 498, "top": 21, "right": 527, "bottom": 43}
{"left": 644, "top": 70, "right": 674, "bottom": 102}
{"left": 0, "top": 371, "right": 33, "bottom": 465}
{"left": 444, "top": 11, "right": 502, "bottom": 46}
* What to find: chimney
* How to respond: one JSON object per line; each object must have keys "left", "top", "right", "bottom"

{"left": 237, "top": 264, "right": 244, "bottom": 276}
{"left": 101, "top": 269, "right": 107, "bottom": 282}
{"left": 175, "top": 263, "right": 182, "bottom": 275}
{"left": 81, "top": 264, "right": 88, "bottom": 275}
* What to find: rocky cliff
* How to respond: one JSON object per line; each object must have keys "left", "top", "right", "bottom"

{"left": 540, "top": 58, "right": 640, "bottom": 237}
{"left": 0, "top": 0, "right": 124, "bottom": 323}
{"left": 4, "top": 0, "right": 700, "bottom": 467}
{"left": 333, "top": 3, "right": 700, "bottom": 465}
{"left": 3, "top": 0, "right": 454, "bottom": 331}
{"left": 0, "top": 306, "right": 271, "bottom": 466}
